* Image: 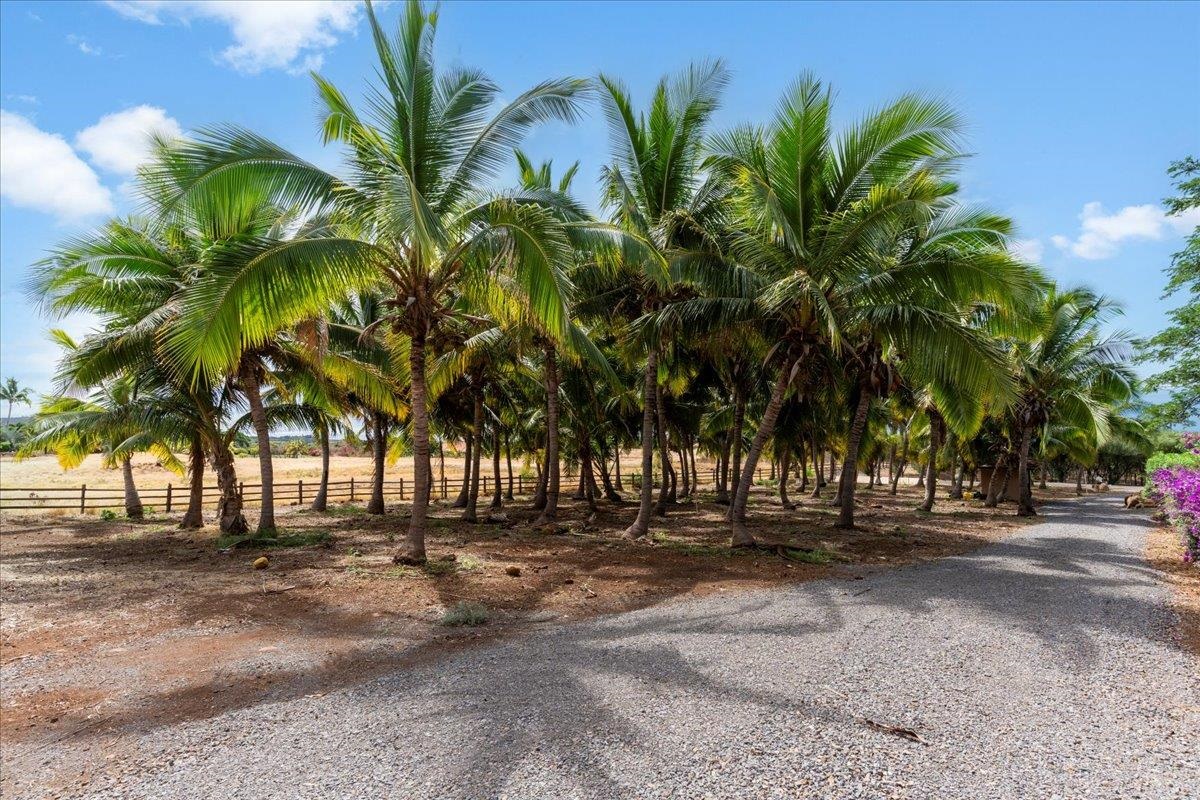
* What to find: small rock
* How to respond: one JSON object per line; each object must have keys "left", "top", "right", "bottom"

{"left": 505, "top": 565, "right": 521, "bottom": 577}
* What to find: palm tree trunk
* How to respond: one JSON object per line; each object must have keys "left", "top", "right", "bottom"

{"left": 312, "top": 422, "right": 330, "bottom": 512}
{"left": 948, "top": 458, "right": 965, "bottom": 500}
{"left": 810, "top": 435, "right": 823, "bottom": 498}
{"left": 836, "top": 387, "right": 874, "bottom": 528}
{"left": 799, "top": 439, "right": 809, "bottom": 492}
{"left": 490, "top": 427, "right": 503, "bottom": 509}
{"left": 728, "top": 358, "right": 794, "bottom": 540}
{"left": 121, "top": 456, "right": 143, "bottom": 520}
{"left": 1075, "top": 465, "right": 1083, "bottom": 494}
{"left": 984, "top": 454, "right": 1007, "bottom": 508}
{"left": 729, "top": 388, "right": 745, "bottom": 504}
{"left": 368, "top": 412, "right": 387, "bottom": 515}
{"left": 614, "top": 439, "right": 623, "bottom": 491}
{"left": 504, "top": 433, "right": 514, "bottom": 500}
{"left": 653, "top": 400, "right": 672, "bottom": 516}
{"left": 715, "top": 435, "right": 732, "bottom": 504}
{"left": 240, "top": 363, "right": 275, "bottom": 535}
{"left": 1038, "top": 462, "right": 1048, "bottom": 490}
{"left": 890, "top": 429, "right": 909, "bottom": 495}
{"left": 453, "top": 432, "right": 472, "bottom": 508}
{"left": 779, "top": 446, "right": 794, "bottom": 509}
{"left": 211, "top": 436, "right": 247, "bottom": 534}
{"left": 463, "top": 389, "right": 484, "bottom": 523}
{"left": 399, "top": 332, "right": 431, "bottom": 564}
{"left": 180, "top": 434, "right": 205, "bottom": 529}
{"left": 623, "top": 348, "right": 658, "bottom": 539}
{"left": 919, "top": 410, "right": 943, "bottom": 512}
{"left": 681, "top": 441, "right": 691, "bottom": 496}
{"left": 1017, "top": 425, "right": 1036, "bottom": 516}
{"left": 597, "top": 445, "right": 623, "bottom": 502}
{"left": 536, "top": 346, "right": 561, "bottom": 525}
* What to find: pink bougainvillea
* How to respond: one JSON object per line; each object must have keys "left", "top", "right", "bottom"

{"left": 1150, "top": 433, "right": 1200, "bottom": 564}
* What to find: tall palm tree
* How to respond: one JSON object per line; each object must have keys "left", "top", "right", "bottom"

{"left": 1009, "top": 287, "right": 1135, "bottom": 515}
{"left": 150, "top": 0, "right": 587, "bottom": 563}
{"left": 594, "top": 59, "right": 729, "bottom": 539}
{"left": 0, "top": 377, "right": 32, "bottom": 428}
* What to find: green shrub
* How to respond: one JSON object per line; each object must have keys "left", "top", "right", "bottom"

{"left": 1144, "top": 451, "right": 1200, "bottom": 490}
{"left": 441, "top": 601, "right": 489, "bottom": 626}
{"left": 99, "top": 509, "right": 117, "bottom": 521}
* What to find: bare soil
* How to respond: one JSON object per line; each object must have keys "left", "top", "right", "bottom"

{"left": 1145, "top": 516, "right": 1200, "bottom": 655}
{"left": 1, "top": 481, "right": 1077, "bottom": 796}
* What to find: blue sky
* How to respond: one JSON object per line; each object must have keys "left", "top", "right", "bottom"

{"left": 1, "top": 0, "right": 1197, "bottom": 414}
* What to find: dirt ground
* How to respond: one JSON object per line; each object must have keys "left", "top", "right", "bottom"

{"left": 1, "top": 480, "right": 1082, "bottom": 796}
{"left": 1145, "top": 513, "right": 1200, "bottom": 656}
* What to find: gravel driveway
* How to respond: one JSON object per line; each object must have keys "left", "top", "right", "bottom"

{"left": 55, "top": 494, "right": 1200, "bottom": 798}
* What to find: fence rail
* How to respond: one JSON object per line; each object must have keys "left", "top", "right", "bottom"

{"left": 0, "top": 467, "right": 770, "bottom": 514}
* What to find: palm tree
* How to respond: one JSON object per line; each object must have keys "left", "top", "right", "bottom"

{"left": 695, "top": 75, "right": 1032, "bottom": 539}
{"left": 19, "top": 353, "right": 185, "bottom": 520}
{"left": 151, "top": 0, "right": 587, "bottom": 563}
{"left": 1009, "top": 287, "right": 1135, "bottom": 515}
{"left": 594, "top": 59, "right": 730, "bottom": 539}
{"left": 0, "top": 377, "right": 32, "bottom": 428}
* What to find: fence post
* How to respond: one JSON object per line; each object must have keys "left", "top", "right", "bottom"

{"left": 399, "top": 477, "right": 405, "bottom": 501}
{"left": 298, "top": 479, "right": 303, "bottom": 506}
{"left": 238, "top": 481, "right": 244, "bottom": 500}
{"left": 350, "top": 477, "right": 355, "bottom": 502}
{"left": 166, "top": 483, "right": 173, "bottom": 513}
{"left": 518, "top": 475, "right": 523, "bottom": 494}
{"left": 80, "top": 483, "right": 86, "bottom": 513}
{"left": 441, "top": 475, "right": 447, "bottom": 498}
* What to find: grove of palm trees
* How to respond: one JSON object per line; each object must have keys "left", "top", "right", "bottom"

{"left": 4, "top": 3, "right": 1198, "bottom": 798}
{"left": 16, "top": 1, "right": 1146, "bottom": 562}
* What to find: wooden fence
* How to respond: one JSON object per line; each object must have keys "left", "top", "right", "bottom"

{"left": 0, "top": 468, "right": 770, "bottom": 514}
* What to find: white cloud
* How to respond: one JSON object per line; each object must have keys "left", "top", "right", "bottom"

{"left": 1052, "top": 201, "right": 1200, "bottom": 260}
{"left": 105, "top": 1, "right": 362, "bottom": 74}
{"left": 66, "top": 33, "right": 103, "bottom": 56}
{"left": 1010, "top": 238, "right": 1044, "bottom": 263}
{"left": 0, "top": 110, "right": 113, "bottom": 221}
{"left": 75, "top": 105, "right": 182, "bottom": 176}
{"left": 6, "top": 94, "right": 38, "bottom": 105}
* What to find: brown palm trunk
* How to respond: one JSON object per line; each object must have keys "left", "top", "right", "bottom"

{"left": 623, "top": 348, "right": 658, "bottom": 539}
{"left": 729, "top": 357, "right": 794, "bottom": 542}
{"left": 1038, "top": 462, "right": 1048, "bottom": 490}
{"left": 121, "top": 456, "right": 144, "bottom": 519}
{"left": 715, "top": 434, "right": 732, "bottom": 504}
{"left": 653, "top": 399, "right": 672, "bottom": 516}
{"left": 799, "top": 439, "right": 809, "bottom": 492}
{"left": 919, "top": 410, "right": 943, "bottom": 512}
{"left": 490, "top": 427, "right": 503, "bottom": 509}
{"left": 948, "top": 458, "right": 965, "bottom": 500}
{"left": 453, "top": 432, "right": 472, "bottom": 508}
{"left": 312, "top": 422, "right": 330, "bottom": 512}
{"left": 678, "top": 441, "right": 691, "bottom": 500}
{"left": 984, "top": 453, "right": 1007, "bottom": 508}
{"left": 536, "top": 347, "right": 561, "bottom": 525}
{"left": 1075, "top": 466, "right": 1083, "bottom": 494}
{"left": 837, "top": 387, "right": 874, "bottom": 528}
{"left": 779, "top": 447, "right": 794, "bottom": 509}
{"left": 463, "top": 389, "right": 484, "bottom": 523}
{"left": 240, "top": 362, "right": 275, "bottom": 535}
{"left": 890, "top": 429, "right": 909, "bottom": 495}
{"left": 810, "top": 436, "right": 823, "bottom": 498}
{"left": 614, "top": 439, "right": 623, "bottom": 491}
{"left": 399, "top": 332, "right": 431, "bottom": 563}
{"left": 729, "top": 389, "right": 745, "bottom": 504}
{"left": 368, "top": 412, "right": 387, "bottom": 514}
{"left": 504, "top": 433, "right": 514, "bottom": 500}
{"left": 1017, "top": 425, "right": 1036, "bottom": 516}
{"left": 180, "top": 434, "right": 205, "bottom": 529}
{"left": 211, "top": 436, "right": 247, "bottom": 534}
